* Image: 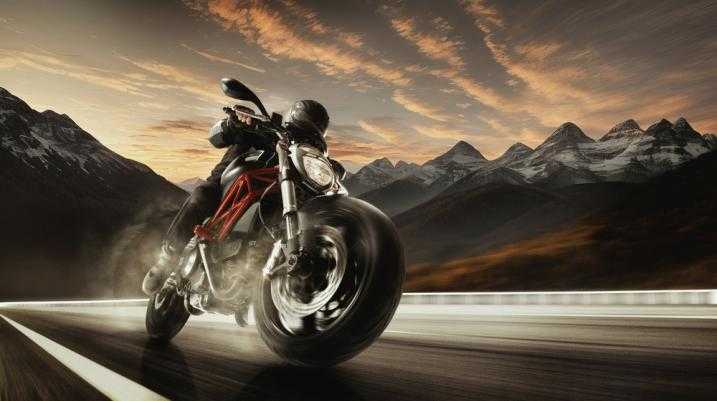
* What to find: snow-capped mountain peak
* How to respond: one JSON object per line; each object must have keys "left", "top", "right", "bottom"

{"left": 425, "top": 140, "right": 486, "bottom": 167}
{"left": 610, "top": 119, "right": 641, "bottom": 133}
{"left": 672, "top": 117, "right": 705, "bottom": 143}
{"left": 345, "top": 117, "right": 713, "bottom": 200}
{"left": 0, "top": 86, "right": 184, "bottom": 212}
{"left": 449, "top": 140, "right": 485, "bottom": 158}
{"left": 600, "top": 119, "right": 643, "bottom": 141}
{"left": 673, "top": 117, "right": 693, "bottom": 132}
{"left": 645, "top": 119, "right": 673, "bottom": 134}
{"left": 367, "top": 157, "right": 394, "bottom": 170}
{"left": 503, "top": 142, "right": 533, "bottom": 157}
{"left": 538, "top": 122, "right": 594, "bottom": 149}
{"left": 495, "top": 142, "right": 534, "bottom": 166}
{"left": 0, "top": 87, "right": 152, "bottom": 175}
{"left": 704, "top": 134, "right": 717, "bottom": 150}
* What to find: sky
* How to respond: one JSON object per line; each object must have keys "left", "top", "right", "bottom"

{"left": 1, "top": 0, "right": 716, "bottom": 181}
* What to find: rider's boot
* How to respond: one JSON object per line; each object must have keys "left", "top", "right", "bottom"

{"left": 142, "top": 243, "right": 178, "bottom": 296}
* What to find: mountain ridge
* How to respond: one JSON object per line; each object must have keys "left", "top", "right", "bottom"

{"left": 0, "top": 87, "right": 185, "bottom": 299}
{"left": 345, "top": 116, "right": 712, "bottom": 214}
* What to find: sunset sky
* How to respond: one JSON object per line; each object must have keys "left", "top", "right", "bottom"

{"left": 1, "top": 0, "right": 715, "bottom": 181}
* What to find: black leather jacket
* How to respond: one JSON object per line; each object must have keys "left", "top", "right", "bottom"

{"left": 205, "top": 118, "right": 273, "bottom": 184}
{"left": 208, "top": 117, "right": 273, "bottom": 149}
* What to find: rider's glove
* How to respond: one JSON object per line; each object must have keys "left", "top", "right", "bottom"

{"left": 208, "top": 106, "right": 256, "bottom": 148}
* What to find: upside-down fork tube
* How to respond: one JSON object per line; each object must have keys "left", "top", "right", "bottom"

{"left": 277, "top": 142, "right": 300, "bottom": 254}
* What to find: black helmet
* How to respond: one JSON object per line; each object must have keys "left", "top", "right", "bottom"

{"left": 285, "top": 100, "right": 329, "bottom": 138}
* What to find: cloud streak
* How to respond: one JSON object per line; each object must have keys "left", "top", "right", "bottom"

{"left": 200, "top": 0, "right": 411, "bottom": 88}
{"left": 180, "top": 43, "right": 266, "bottom": 73}
{"left": 391, "top": 89, "right": 452, "bottom": 122}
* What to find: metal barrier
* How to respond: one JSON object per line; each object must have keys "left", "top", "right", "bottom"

{"left": 1, "top": 290, "right": 716, "bottom": 308}
{"left": 400, "top": 290, "right": 717, "bottom": 305}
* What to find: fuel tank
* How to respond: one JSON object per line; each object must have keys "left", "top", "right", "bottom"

{"left": 220, "top": 148, "right": 274, "bottom": 197}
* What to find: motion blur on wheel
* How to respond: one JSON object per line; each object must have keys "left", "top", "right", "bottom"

{"left": 144, "top": 77, "right": 405, "bottom": 366}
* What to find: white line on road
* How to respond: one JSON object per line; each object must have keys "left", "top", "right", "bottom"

{"left": 0, "top": 314, "right": 168, "bottom": 401}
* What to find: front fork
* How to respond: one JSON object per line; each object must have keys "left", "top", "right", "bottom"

{"left": 262, "top": 140, "right": 304, "bottom": 278}
{"left": 277, "top": 140, "right": 301, "bottom": 255}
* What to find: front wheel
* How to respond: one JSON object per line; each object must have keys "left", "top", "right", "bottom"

{"left": 254, "top": 196, "right": 405, "bottom": 367}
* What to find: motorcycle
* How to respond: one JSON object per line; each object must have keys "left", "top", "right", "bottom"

{"left": 145, "top": 78, "right": 405, "bottom": 367}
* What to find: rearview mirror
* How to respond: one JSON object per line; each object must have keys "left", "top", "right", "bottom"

{"left": 220, "top": 78, "right": 269, "bottom": 118}
{"left": 221, "top": 78, "right": 253, "bottom": 100}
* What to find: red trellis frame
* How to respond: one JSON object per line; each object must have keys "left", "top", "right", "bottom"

{"left": 194, "top": 166, "right": 279, "bottom": 242}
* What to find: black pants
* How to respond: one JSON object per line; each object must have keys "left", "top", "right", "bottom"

{"left": 164, "top": 144, "right": 246, "bottom": 252}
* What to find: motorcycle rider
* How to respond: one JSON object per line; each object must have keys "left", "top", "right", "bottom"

{"left": 142, "top": 100, "right": 330, "bottom": 296}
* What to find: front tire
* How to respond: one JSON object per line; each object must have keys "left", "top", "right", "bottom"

{"left": 146, "top": 286, "right": 190, "bottom": 342}
{"left": 254, "top": 196, "right": 405, "bottom": 366}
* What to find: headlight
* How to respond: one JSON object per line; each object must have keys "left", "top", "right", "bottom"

{"left": 302, "top": 155, "right": 335, "bottom": 188}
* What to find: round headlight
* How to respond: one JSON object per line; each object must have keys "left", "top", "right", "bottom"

{"left": 302, "top": 155, "right": 335, "bottom": 188}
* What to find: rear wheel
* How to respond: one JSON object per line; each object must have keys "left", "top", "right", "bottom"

{"left": 254, "top": 196, "right": 405, "bottom": 366}
{"left": 146, "top": 285, "right": 190, "bottom": 342}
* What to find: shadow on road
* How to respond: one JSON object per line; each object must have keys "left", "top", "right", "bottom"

{"left": 139, "top": 339, "right": 365, "bottom": 401}
{"left": 233, "top": 365, "right": 366, "bottom": 401}
{"left": 140, "top": 340, "right": 197, "bottom": 400}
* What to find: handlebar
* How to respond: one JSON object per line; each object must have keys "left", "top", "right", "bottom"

{"left": 223, "top": 105, "right": 287, "bottom": 141}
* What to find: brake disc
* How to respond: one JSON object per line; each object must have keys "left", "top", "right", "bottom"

{"left": 270, "top": 225, "right": 347, "bottom": 318}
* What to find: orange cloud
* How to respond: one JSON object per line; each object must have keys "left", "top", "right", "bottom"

{"left": 462, "top": 0, "right": 504, "bottom": 30}
{"left": 391, "top": 89, "right": 452, "bottom": 122}
{"left": 412, "top": 123, "right": 472, "bottom": 141}
{"left": 390, "top": 17, "right": 464, "bottom": 69}
{"left": 117, "top": 55, "right": 232, "bottom": 103}
{"left": 203, "top": 0, "right": 410, "bottom": 88}
{"left": 281, "top": 0, "right": 364, "bottom": 49}
{"left": 386, "top": 12, "right": 511, "bottom": 113}
{"left": 357, "top": 117, "right": 407, "bottom": 143}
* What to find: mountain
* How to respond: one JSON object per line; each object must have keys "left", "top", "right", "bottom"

{"left": 494, "top": 142, "right": 533, "bottom": 166}
{"left": 506, "top": 122, "right": 595, "bottom": 182}
{"left": 404, "top": 150, "right": 717, "bottom": 291}
{"left": 343, "top": 157, "right": 410, "bottom": 195}
{"left": 358, "top": 176, "right": 431, "bottom": 216}
{"left": 442, "top": 166, "right": 527, "bottom": 195}
{"left": 0, "top": 87, "right": 185, "bottom": 300}
{"left": 176, "top": 177, "right": 204, "bottom": 192}
{"left": 604, "top": 118, "right": 712, "bottom": 175}
{"left": 672, "top": 117, "right": 705, "bottom": 143}
{"left": 343, "top": 141, "right": 486, "bottom": 197}
{"left": 421, "top": 140, "right": 489, "bottom": 193}
{"left": 345, "top": 140, "right": 489, "bottom": 213}
{"left": 497, "top": 118, "right": 710, "bottom": 185}
{"left": 599, "top": 119, "right": 643, "bottom": 141}
{"left": 424, "top": 140, "right": 486, "bottom": 167}
{"left": 394, "top": 179, "right": 635, "bottom": 266}
{"left": 705, "top": 134, "right": 717, "bottom": 149}
{"left": 346, "top": 117, "right": 711, "bottom": 216}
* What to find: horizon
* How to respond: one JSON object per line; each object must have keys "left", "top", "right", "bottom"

{"left": 2, "top": 83, "right": 713, "bottom": 176}
{"left": 1, "top": 0, "right": 715, "bottom": 181}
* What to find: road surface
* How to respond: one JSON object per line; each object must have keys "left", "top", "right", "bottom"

{"left": 0, "top": 303, "right": 716, "bottom": 400}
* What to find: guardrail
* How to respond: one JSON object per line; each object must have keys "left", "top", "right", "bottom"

{"left": 401, "top": 290, "right": 717, "bottom": 305}
{"left": 1, "top": 290, "right": 716, "bottom": 308}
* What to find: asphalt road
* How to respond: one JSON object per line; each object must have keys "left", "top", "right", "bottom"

{"left": 1, "top": 304, "right": 716, "bottom": 401}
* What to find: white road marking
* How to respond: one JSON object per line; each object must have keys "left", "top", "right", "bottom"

{"left": 0, "top": 314, "right": 168, "bottom": 401}
{"left": 0, "top": 298, "right": 147, "bottom": 308}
